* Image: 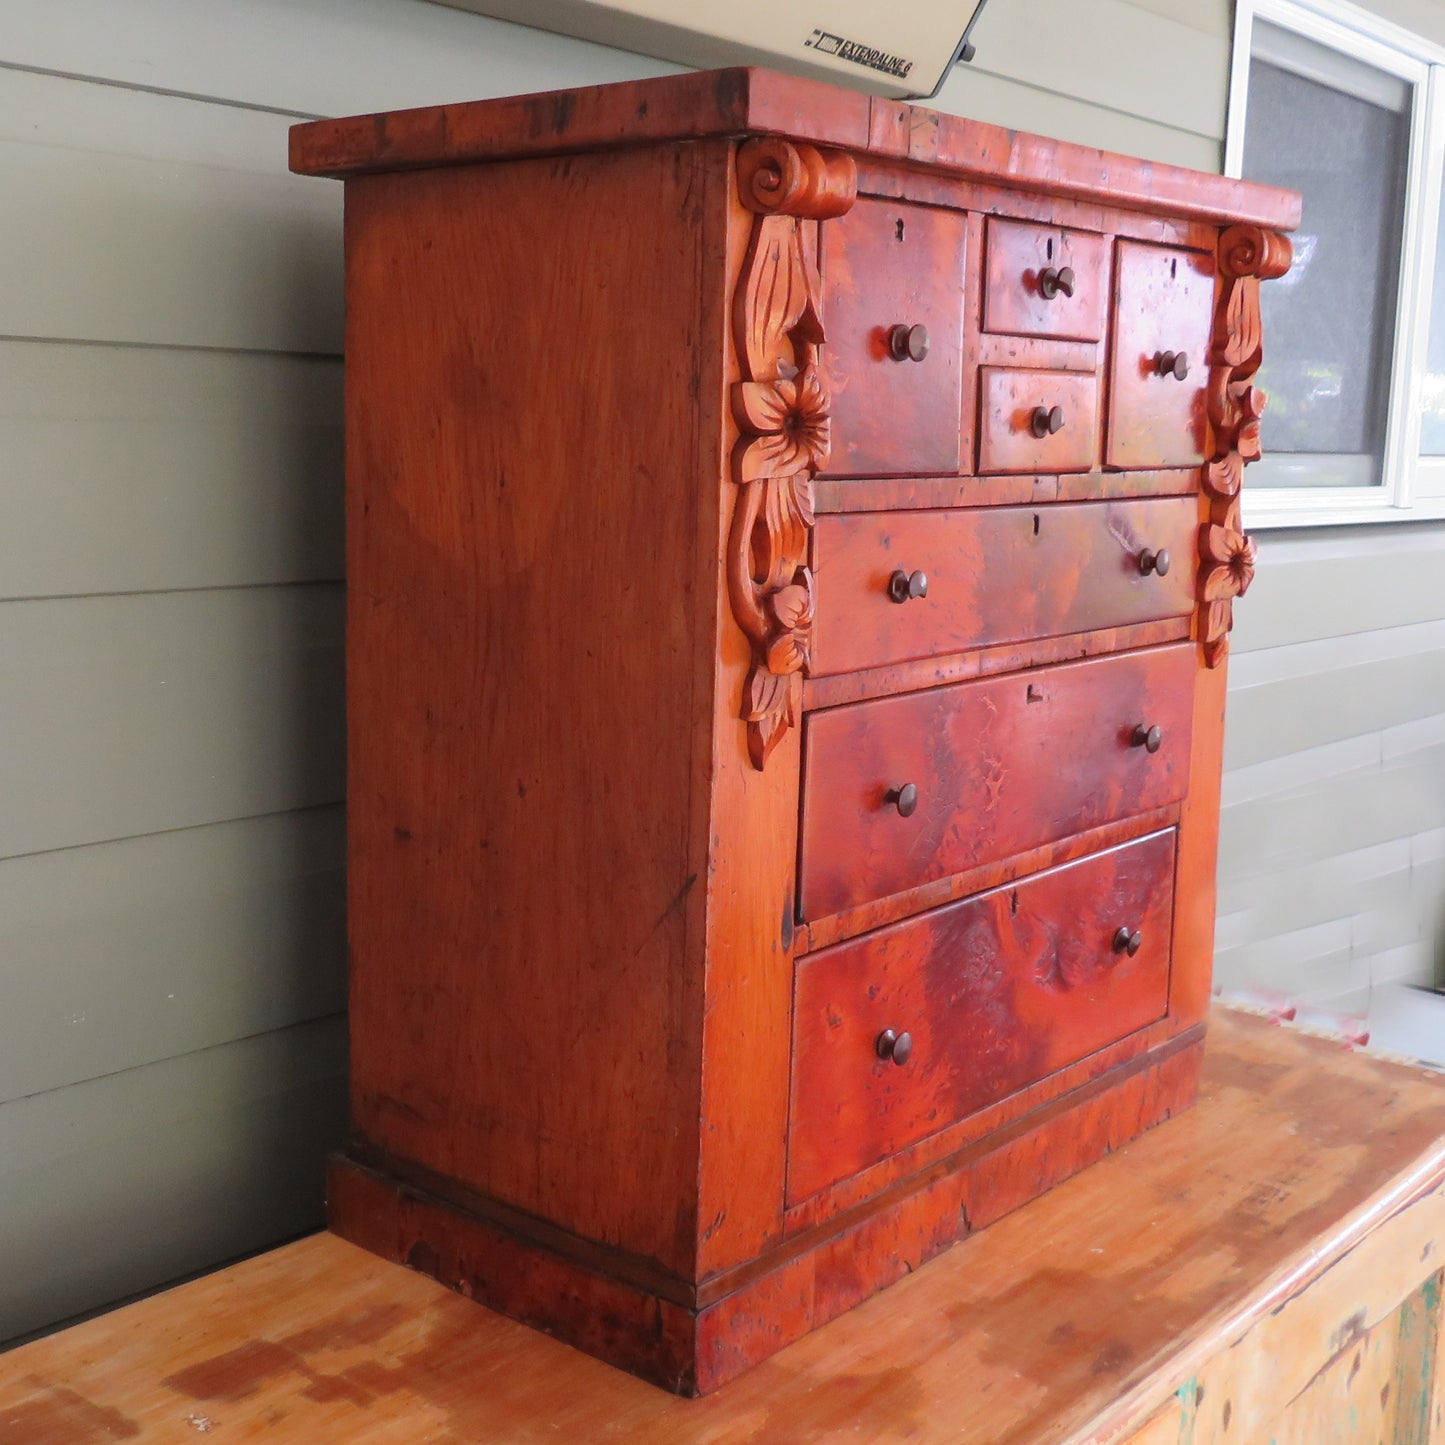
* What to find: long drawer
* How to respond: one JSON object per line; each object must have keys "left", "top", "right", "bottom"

{"left": 788, "top": 828, "right": 1178, "bottom": 1204}
{"left": 810, "top": 496, "right": 1197, "bottom": 676}
{"left": 799, "top": 643, "right": 1194, "bottom": 920}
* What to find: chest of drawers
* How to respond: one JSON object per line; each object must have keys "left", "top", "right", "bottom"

{"left": 290, "top": 67, "right": 1297, "bottom": 1396}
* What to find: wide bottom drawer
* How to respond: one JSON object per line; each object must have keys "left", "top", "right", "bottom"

{"left": 787, "top": 828, "right": 1177, "bottom": 1205}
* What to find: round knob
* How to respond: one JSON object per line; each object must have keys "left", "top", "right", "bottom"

{"left": 1039, "top": 265, "right": 1076, "bottom": 300}
{"left": 1156, "top": 350, "right": 1190, "bottom": 381}
{"left": 887, "top": 323, "right": 930, "bottom": 363}
{"left": 885, "top": 782, "right": 919, "bottom": 818}
{"left": 1138, "top": 548, "right": 1172, "bottom": 577}
{"left": 1131, "top": 724, "right": 1163, "bottom": 754}
{"left": 1030, "top": 405, "right": 1065, "bottom": 439}
{"left": 887, "top": 568, "right": 929, "bottom": 604}
{"left": 876, "top": 1028, "right": 914, "bottom": 1066}
{"left": 1113, "top": 927, "right": 1143, "bottom": 957}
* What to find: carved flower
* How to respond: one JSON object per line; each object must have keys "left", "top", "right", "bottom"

{"left": 1200, "top": 524, "right": 1258, "bottom": 601}
{"left": 735, "top": 364, "right": 832, "bottom": 482}
{"left": 763, "top": 569, "right": 815, "bottom": 675}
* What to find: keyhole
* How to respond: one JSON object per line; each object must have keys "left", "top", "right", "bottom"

{"left": 1010, "top": 889, "right": 1020, "bottom": 917}
{"left": 1170, "top": 257, "right": 1177, "bottom": 280}
{"left": 895, "top": 218, "right": 905, "bottom": 242}
{"left": 1046, "top": 237, "right": 1054, "bottom": 261}
{"left": 1032, "top": 513, "right": 1040, "bottom": 536}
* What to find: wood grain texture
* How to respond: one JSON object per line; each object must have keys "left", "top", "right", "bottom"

{"left": 8, "top": 1012, "right": 1445, "bottom": 1440}
{"left": 810, "top": 497, "right": 1198, "bottom": 676}
{"left": 799, "top": 645, "right": 1196, "bottom": 919}
{"left": 788, "top": 830, "right": 1177, "bottom": 1203}
{"left": 288, "top": 67, "right": 1302, "bottom": 232}
{"left": 979, "top": 366, "right": 1100, "bottom": 474}
{"left": 983, "top": 217, "right": 1108, "bottom": 341}
{"left": 339, "top": 144, "right": 721, "bottom": 1273}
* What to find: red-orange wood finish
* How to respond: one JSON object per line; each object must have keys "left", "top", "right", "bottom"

{"left": 1107, "top": 241, "right": 1217, "bottom": 469}
{"left": 978, "top": 366, "right": 1100, "bottom": 473}
{"left": 983, "top": 217, "right": 1108, "bottom": 341}
{"left": 820, "top": 196, "right": 968, "bottom": 476}
{"left": 799, "top": 644, "right": 1196, "bottom": 919}
{"left": 789, "top": 829, "right": 1177, "bottom": 1203}
{"left": 290, "top": 66, "right": 1296, "bottom": 1396}
{"left": 810, "top": 496, "right": 1198, "bottom": 675}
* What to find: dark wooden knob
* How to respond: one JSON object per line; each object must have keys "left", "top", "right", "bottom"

{"left": 876, "top": 1028, "right": 914, "bottom": 1065}
{"left": 1113, "top": 927, "right": 1143, "bottom": 957}
{"left": 1039, "top": 265, "right": 1076, "bottom": 300}
{"left": 1138, "top": 548, "right": 1171, "bottom": 577}
{"left": 1156, "top": 350, "right": 1190, "bottom": 381}
{"left": 1132, "top": 723, "right": 1163, "bottom": 754}
{"left": 885, "top": 782, "right": 919, "bottom": 817}
{"left": 887, "top": 323, "right": 930, "bottom": 362}
{"left": 1030, "top": 404, "right": 1065, "bottom": 438}
{"left": 888, "top": 568, "right": 929, "bottom": 604}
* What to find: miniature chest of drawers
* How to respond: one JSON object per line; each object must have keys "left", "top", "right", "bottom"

{"left": 290, "top": 68, "right": 1298, "bottom": 1396}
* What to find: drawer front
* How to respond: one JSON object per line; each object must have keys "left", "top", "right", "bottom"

{"left": 979, "top": 367, "right": 1099, "bottom": 474}
{"left": 983, "top": 218, "right": 1107, "bottom": 341}
{"left": 799, "top": 643, "right": 1194, "bottom": 919}
{"left": 811, "top": 496, "right": 1198, "bottom": 676}
{"left": 1106, "top": 242, "right": 1215, "bottom": 469}
{"left": 788, "top": 829, "right": 1177, "bottom": 1203}
{"left": 821, "top": 197, "right": 968, "bottom": 477}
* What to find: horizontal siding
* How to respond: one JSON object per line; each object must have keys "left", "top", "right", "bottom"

{"left": 0, "top": 1016, "right": 346, "bottom": 1343}
{"left": 1217, "top": 522, "right": 1445, "bottom": 1014}
{"left": 0, "top": 808, "right": 345, "bottom": 1105}
{"left": 0, "top": 341, "right": 342, "bottom": 597}
{"left": 0, "top": 586, "right": 344, "bottom": 860}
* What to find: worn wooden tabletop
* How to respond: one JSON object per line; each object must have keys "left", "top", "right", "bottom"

{"left": 5, "top": 1007, "right": 1445, "bottom": 1444}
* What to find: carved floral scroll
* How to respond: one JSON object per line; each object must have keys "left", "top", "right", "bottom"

{"left": 1199, "top": 224, "right": 1292, "bottom": 667}
{"left": 729, "top": 138, "right": 856, "bottom": 768}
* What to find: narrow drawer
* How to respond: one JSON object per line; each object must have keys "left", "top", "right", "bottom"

{"left": 811, "top": 496, "right": 1198, "bottom": 676}
{"left": 979, "top": 367, "right": 1098, "bottom": 473}
{"left": 799, "top": 643, "right": 1194, "bottom": 920}
{"left": 821, "top": 196, "right": 968, "bottom": 477}
{"left": 983, "top": 218, "right": 1107, "bottom": 341}
{"left": 1107, "top": 242, "right": 1215, "bottom": 469}
{"left": 788, "top": 828, "right": 1177, "bottom": 1203}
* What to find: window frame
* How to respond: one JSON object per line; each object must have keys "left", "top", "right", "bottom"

{"left": 1226, "top": 0, "right": 1445, "bottom": 528}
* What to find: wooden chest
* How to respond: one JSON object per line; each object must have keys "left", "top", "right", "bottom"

{"left": 289, "top": 67, "right": 1298, "bottom": 1396}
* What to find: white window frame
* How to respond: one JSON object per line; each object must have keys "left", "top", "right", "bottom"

{"left": 1226, "top": 0, "right": 1445, "bottom": 527}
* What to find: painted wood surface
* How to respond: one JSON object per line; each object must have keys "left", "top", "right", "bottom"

{"left": 799, "top": 645, "right": 1196, "bottom": 919}
{"left": 788, "top": 830, "right": 1177, "bottom": 1203}
{"left": 5, "top": 1011, "right": 1445, "bottom": 1442}
{"left": 978, "top": 366, "right": 1102, "bottom": 474}
{"left": 983, "top": 217, "right": 1108, "bottom": 342}
{"left": 810, "top": 497, "right": 1197, "bottom": 676}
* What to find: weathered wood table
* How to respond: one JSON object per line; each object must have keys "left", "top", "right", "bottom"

{"left": 5, "top": 1008, "right": 1445, "bottom": 1443}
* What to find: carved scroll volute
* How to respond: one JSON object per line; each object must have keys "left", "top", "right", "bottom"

{"left": 1198, "top": 224, "right": 1292, "bottom": 667}
{"left": 729, "top": 139, "right": 857, "bottom": 769}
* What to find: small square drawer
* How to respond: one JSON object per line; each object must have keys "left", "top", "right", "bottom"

{"left": 799, "top": 642, "right": 1194, "bottom": 920}
{"left": 787, "top": 828, "right": 1177, "bottom": 1203}
{"left": 1107, "top": 241, "right": 1215, "bottom": 469}
{"left": 983, "top": 218, "right": 1107, "bottom": 341}
{"left": 978, "top": 367, "right": 1099, "bottom": 473}
{"left": 810, "top": 496, "right": 1198, "bottom": 677}
{"left": 821, "top": 197, "right": 968, "bottom": 477}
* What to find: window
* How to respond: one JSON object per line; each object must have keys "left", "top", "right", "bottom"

{"left": 1227, "top": 0, "right": 1445, "bottom": 525}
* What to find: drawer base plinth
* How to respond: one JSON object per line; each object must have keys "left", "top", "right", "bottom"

{"left": 328, "top": 1027, "right": 1203, "bottom": 1397}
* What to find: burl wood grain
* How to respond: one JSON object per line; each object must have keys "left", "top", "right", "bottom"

{"left": 983, "top": 217, "right": 1107, "bottom": 341}
{"left": 820, "top": 196, "right": 968, "bottom": 476}
{"left": 339, "top": 144, "right": 727, "bottom": 1275}
{"left": 799, "top": 643, "right": 1195, "bottom": 919}
{"left": 978, "top": 366, "right": 1100, "bottom": 473}
{"left": 810, "top": 496, "right": 1198, "bottom": 676}
{"left": 788, "top": 829, "right": 1177, "bottom": 1203}
{"left": 1107, "top": 241, "right": 1216, "bottom": 470}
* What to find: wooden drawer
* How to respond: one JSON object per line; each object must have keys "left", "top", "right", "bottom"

{"left": 1106, "top": 242, "right": 1215, "bottom": 469}
{"left": 979, "top": 367, "right": 1098, "bottom": 474}
{"left": 799, "top": 643, "right": 1194, "bottom": 919}
{"left": 983, "top": 218, "right": 1107, "bottom": 341}
{"left": 788, "top": 828, "right": 1177, "bottom": 1203}
{"left": 821, "top": 196, "right": 968, "bottom": 477}
{"left": 810, "top": 496, "right": 1198, "bottom": 676}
